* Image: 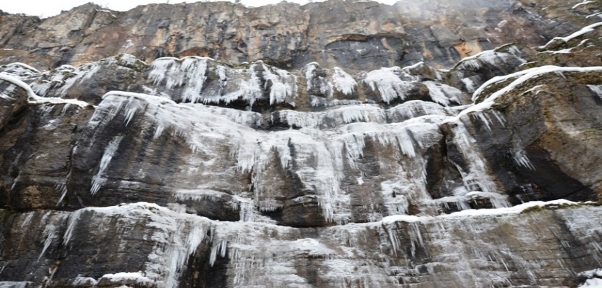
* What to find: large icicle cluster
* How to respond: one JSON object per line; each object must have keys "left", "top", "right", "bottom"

{"left": 148, "top": 57, "right": 298, "bottom": 107}
{"left": 4, "top": 48, "right": 595, "bottom": 226}
{"left": 362, "top": 67, "right": 416, "bottom": 103}
{"left": 82, "top": 85, "right": 515, "bottom": 224}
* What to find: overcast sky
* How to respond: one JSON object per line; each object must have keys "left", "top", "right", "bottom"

{"left": 2, "top": 0, "right": 397, "bottom": 18}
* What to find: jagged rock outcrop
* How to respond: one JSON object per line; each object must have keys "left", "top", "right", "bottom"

{"left": 1, "top": 0, "right": 601, "bottom": 71}
{"left": 1, "top": 0, "right": 602, "bottom": 287}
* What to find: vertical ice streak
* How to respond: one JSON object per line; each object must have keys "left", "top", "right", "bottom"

{"left": 90, "top": 136, "right": 124, "bottom": 195}
{"left": 149, "top": 57, "right": 209, "bottom": 103}
{"left": 447, "top": 120, "right": 504, "bottom": 200}
{"left": 62, "top": 209, "right": 84, "bottom": 245}
{"left": 588, "top": 85, "right": 602, "bottom": 101}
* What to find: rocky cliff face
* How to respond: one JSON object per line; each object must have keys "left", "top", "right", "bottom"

{"left": 1, "top": 0, "right": 602, "bottom": 287}
{"left": 1, "top": 0, "right": 601, "bottom": 71}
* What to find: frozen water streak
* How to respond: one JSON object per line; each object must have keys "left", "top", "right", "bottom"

{"left": 90, "top": 136, "right": 124, "bottom": 195}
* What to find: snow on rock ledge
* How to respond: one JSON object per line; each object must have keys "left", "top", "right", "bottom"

{"left": 0, "top": 73, "right": 91, "bottom": 108}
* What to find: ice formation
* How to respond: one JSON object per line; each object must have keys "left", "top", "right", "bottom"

{"left": 332, "top": 67, "right": 357, "bottom": 95}
{"left": 0, "top": 62, "right": 40, "bottom": 79}
{"left": 3, "top": 53, "right": 581, "bottom": 229}
{"left": 363, "top": 67, "right": 414, "bottom": 103}
{"left": 148, "top": 57, "right": 298, "bottom": 107}
{"left": 23, "top": 199, "right": 602, "bottom": 287}
{"left": 90, "top": 136, "right": 124, "bottom": 195}
{"left": 578, "top": 269, "right": 602, "bottom": 287}
{"left": 540, "top": 21, "right": 602, "bottom": 49}
{"left": 88, "top": 87, "right": 492, "bottom": 224}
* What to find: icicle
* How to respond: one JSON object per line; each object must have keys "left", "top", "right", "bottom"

{"left": 424, "top": 81, "right": 451, "bottom": 106}
{"left": 238, "top": 199, "right": 254, "bottom": 222}
{"left": 387, "top": 100, "right": 452, "bottom": 123}
{"left": 476, "top": 113, "right": 493, "bottom": 131}
{"left": 57, "top": 62, "right": 101, "bottom": 96}
{"left": 492, "top": 110, "right": 506, "bottom": 127}
{"left": 513, "top": 150, "right": 536, "bottom": 170}
{"left": 90, "top": 136, "right": 123, "bottom": 195}
{"left": 409, "top": 223, "right": 425, "bottom": 258}
{"left": 384, "top": 225, "right": 400, "bottom": 255}
{"left": 363, "top": 67, "right": 412, "bottom": 103}
{"left": 62, "top": 210, "right": 84, "bottom": 245}
{"left": 39, "top": 226, "right": 58, "bottom": 261}
{"left": 56, "top": 183, "right": 68, "bottom": 205}
{"left": 489, "top": 195, "right": 511, "bottom": 208}
{"left": 123, "top": 97, "right": 140, "bottom": 126}
{"left": 396, "top": 128, "right": 416, "bottom": 157}
{"left": 149, "top": 57, "right": 210, "bottom": 103}
{"left": 263, "top": 64, "right": 298, "bottom": 107}
{"left": 180, "top": 58, "right": 208, "bottom": 103}
{"left": 210, "top": 239, "right": 228, "bottom": 266}
{"left": 449, "top": 121, "right": 499, "bottom": 193}
{"left": 20, "top": 213, "right": 35, "bottom": 228}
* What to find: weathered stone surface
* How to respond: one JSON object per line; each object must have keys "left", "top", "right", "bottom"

{"left": 466, "top": 69, "right": 602, "bottom": 203}
{"left": 0, "top": 76, "right": 28, "bottom": 132}
{"left": 1, "top": 0, "right": 600, "bottom": 71}
{"left": 1, "top": 0, "right": 602, "bottom": 287}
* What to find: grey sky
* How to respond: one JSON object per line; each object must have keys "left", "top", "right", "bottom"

{"left": 2, "top": 0, "right": 397, "bottom": 18}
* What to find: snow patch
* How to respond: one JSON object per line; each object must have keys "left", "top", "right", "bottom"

{"left": 542, "top": 22, "right": 602, "bottom": 47}
{"left": 0, "top": 73, "right": 90, "bottom": 107}
{"left": 461, "top": 77, "right": 476, "bottom": 93}
{"left": 465, "top": 66, "right": 602, "bottom": 120}
{"left": 423, "top": 81, "right": 462, "bottom": 106}
{"left": 382, "top": 199, "right": 578, "bottom": 224}
{"left": 332, "top": 67, "right": 357, "bottom": 95}
{"left": 387, "top": 100, "right": 453, "bottom": 122}
{"left": 572, "top": 0, "right": 594, "bottom": 9}
{"left": 99, "top": 272, "right": 155, "bottom": 286}
{"left": 578, "top": 269, "right": 602, "bottom": 288}
{"left": 0, "top": 62, "right": 40, "bottom": 79}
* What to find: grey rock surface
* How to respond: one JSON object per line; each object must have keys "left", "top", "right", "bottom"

{"left": 1, "top": 0, "right": 600, "bottom": 71}
{"left": 0, "top": 0, "right": 602, "bottom": 287}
